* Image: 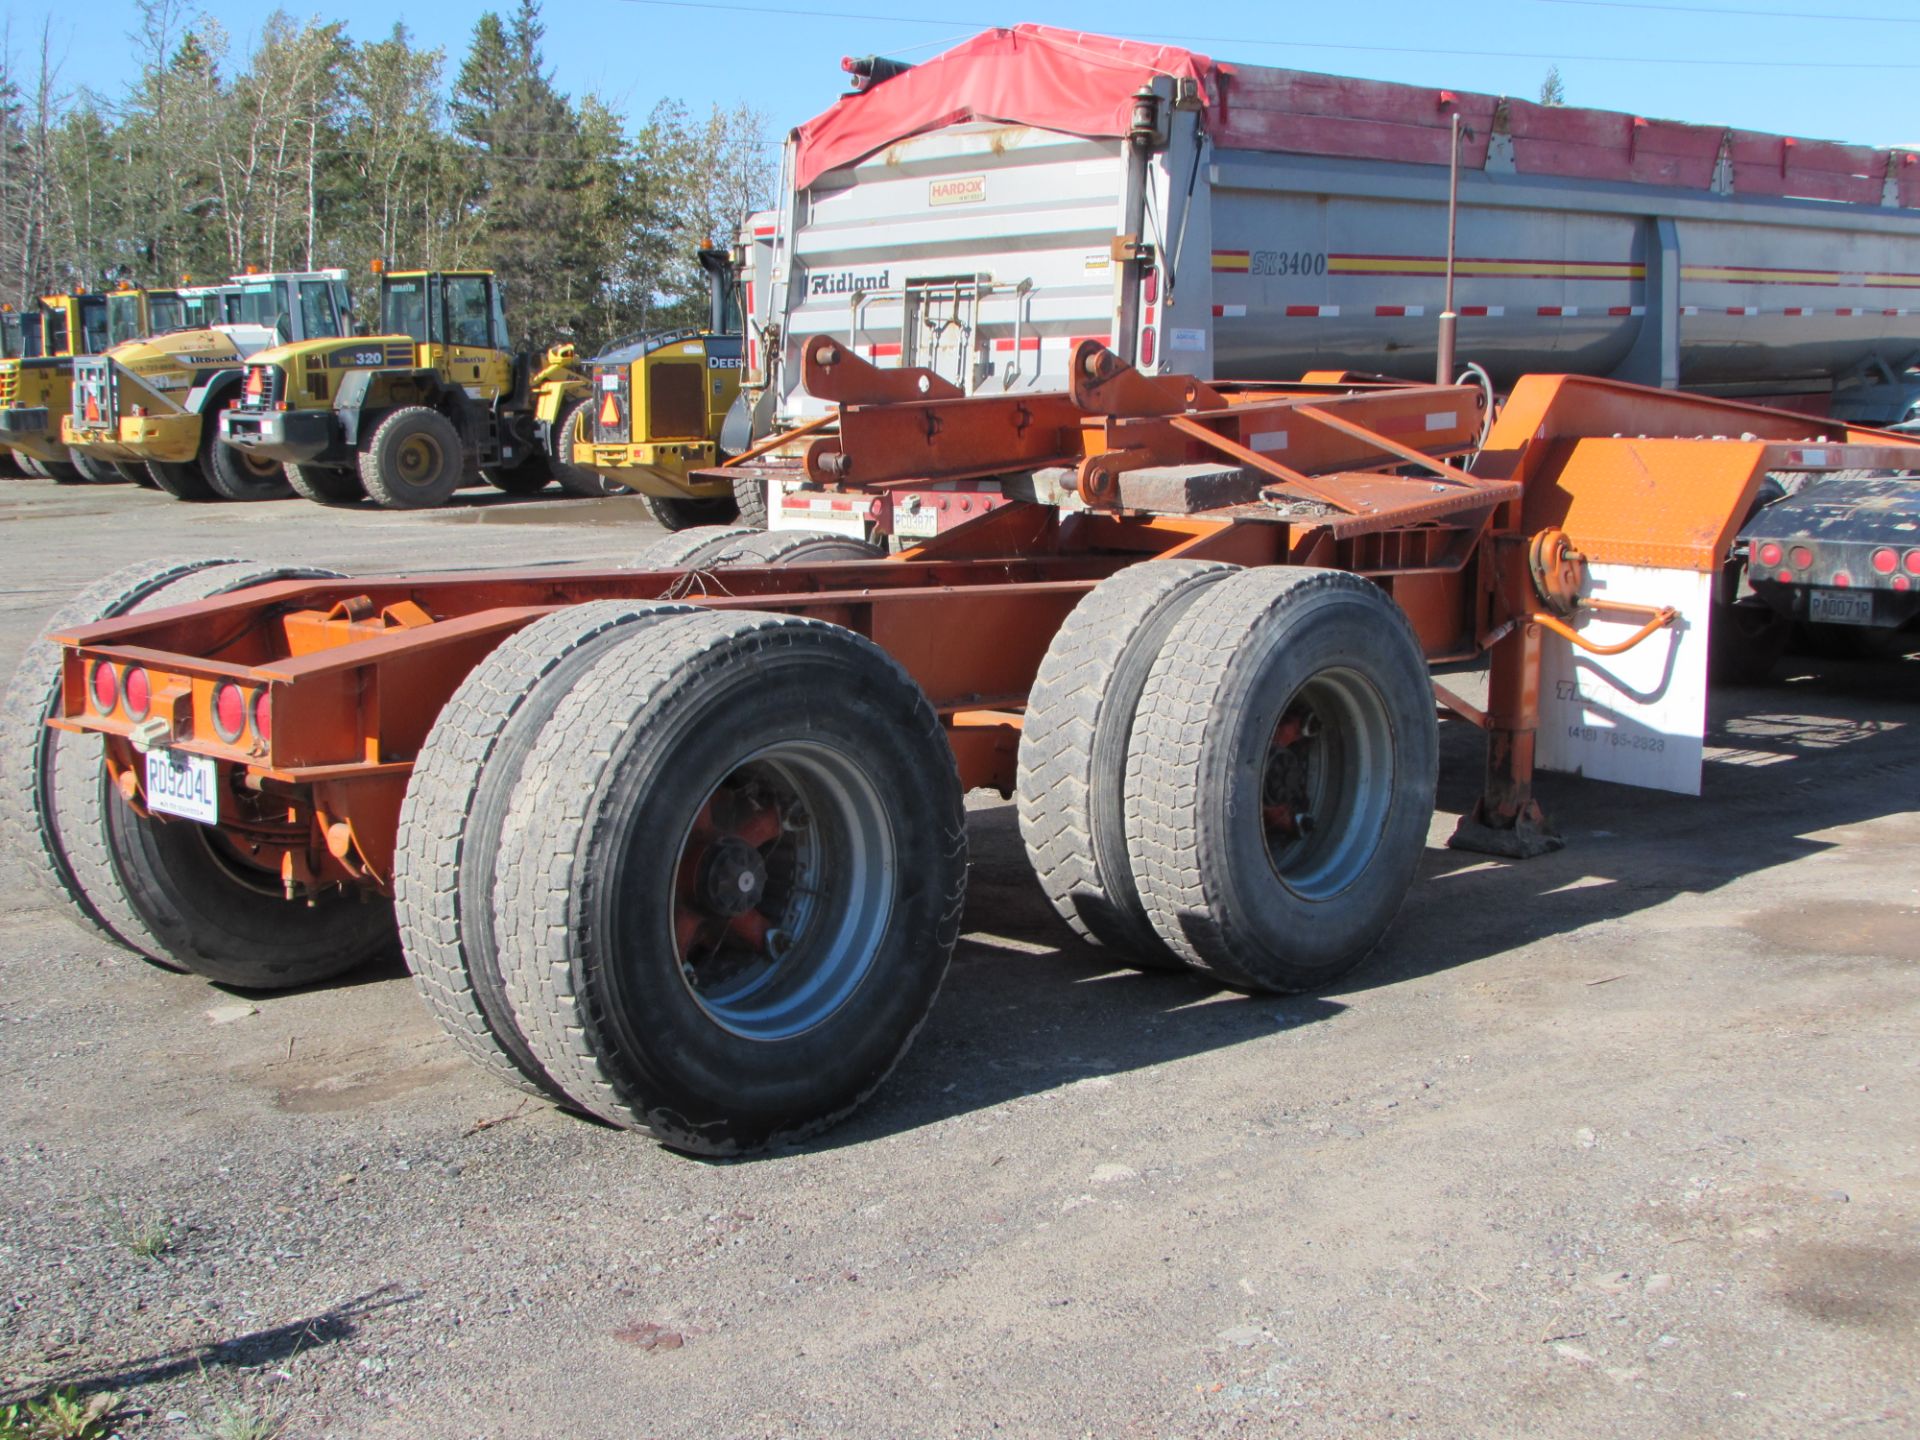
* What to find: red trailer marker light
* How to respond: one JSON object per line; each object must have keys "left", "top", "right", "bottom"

{"left": 1871, "top": 547, "right": 1897, "bottom": 574}
{"left": 122, "top": 666, "right": 150, "bottom": 721}
{"left": 251, "top": 689, "right": 272, "bottom": 745}
{"left": 1139, "top": 326, "right": 1156, "bottom": 367}
{"left": 1894, "top": 575, "right": 1912, "bottom": 592}
{"left": 1906, "top": 549, "right": 1920, "bottom": 575}
{"left": 1775, "top": 568, "right": 1794, "bottom": 583}
{"left": 212, "top": 682, "right": 247, "bottom": 741}
{"left": 89, "top": 662, "right": 118, "bottom": 714}
{"left": 1789, "top": 546, "right": 1813, "bottom": 569}
{"left": 1831, "top": 570, "right": 1852, "bottom": 588}
{"left": 1756, "top": 541, "right": 1783, "bottom": 567}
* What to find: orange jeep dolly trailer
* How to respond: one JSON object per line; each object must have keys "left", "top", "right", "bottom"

{"left": 10, "top": 341, "right": 1920, "bottom": 1154}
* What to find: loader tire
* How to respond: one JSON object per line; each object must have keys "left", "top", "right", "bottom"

{"left": 0, "top": 449, "right": 23, "bottom": 477}
{"left": 284, "top": 463, "right": 364, "bottom": 505}
{"left": 146, "top": 458, "right": 216, "bottom": 501}
{"left": 629, "top": 525, "right": 759, "bottom": 570}
{"left": 641, "top": 494, "right": 739, "bottom": 530}
{"left": 39, "top": 457, "right": 84, "bottom": 483}
{"left": 68, "top": 450, "right": 124, "bottom": 485}
{"left": 397, "top": 601, "right": 698, "bottom": 1104}
{"left": 1124, "top": 568, "right": 1437, "bottom": 992}
{"left": 115, "top": 462, "right": 157, "bottom": 487}
{"left": 205, "top": 412, "right": 293, "bottom": 501}
{"left": 731, "top": 472, "right": 768, "bottom": 529}
{"left": 495, "top": 611, "right": 967, "bottom": 1153}
{"left": 480, "top": 451, "right": 554, "bottom": 495}
{"left": 552, "top": 399, "right": 630, "bottom": 497}
{"left": 1, "top": 556, "right": 238, "bottom": 948}
{"left": 58, "top": 564, "right": 356, "bottom": 981}
{"left": 1017, "top": 559, "right": 1240, "bottom": 965}
{"left": 359, "top": 406, "right": 463, "bottom": 509}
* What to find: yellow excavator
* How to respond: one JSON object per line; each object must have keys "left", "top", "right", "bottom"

{"left": 63, "top": 269, "right": 354, "bottom": 500}
{"left": 218, "top": 267, "right": 588, "bottom": 508}
{"left": 2, "top": 285, "right": 191, "bottom": 483}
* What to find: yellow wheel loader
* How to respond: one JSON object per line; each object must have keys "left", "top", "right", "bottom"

{"left": 63, "top": 269, "right": 354, "bottom": 501}
{"left": 219, "top": 268, "right": 588, "bottom": 509}
{"left": 564, "top": 243, "right": 751, "bottom": 529}
{"left": 2, "top": 285, "right": 189, "bottom": 484}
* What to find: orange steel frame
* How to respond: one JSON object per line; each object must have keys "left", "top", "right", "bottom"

{"left": 50, "top": 344, "right": 1920, "bottom": 892}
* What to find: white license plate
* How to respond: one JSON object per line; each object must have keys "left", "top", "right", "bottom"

{"left": 144, "top": 749, "right": 219, "bottom": 824}
{"left": 1808, "top": 588, "right": 1874, "bottom": 626}
{"left": 894, "top": 505, "right": 939, "bottom": 538}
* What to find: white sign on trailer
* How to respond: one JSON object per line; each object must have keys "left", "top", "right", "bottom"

{"left": 1535, "top": 563, "right": 1714, "bottom": 796}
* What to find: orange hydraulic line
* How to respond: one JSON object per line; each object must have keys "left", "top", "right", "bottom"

{"left": 1529, "top": 605, "right": 1678, "bottom": 656}
{"left": 717, "top": 410, "right": 835, "bottom": 469}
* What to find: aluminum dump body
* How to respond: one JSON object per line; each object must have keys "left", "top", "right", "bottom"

{"left": 765, "top": 25, "right": 1920, "bottom": 418}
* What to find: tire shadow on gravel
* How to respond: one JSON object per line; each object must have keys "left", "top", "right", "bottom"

{"left": 0, "top": 1285, "right": 415, "bottom": 1405}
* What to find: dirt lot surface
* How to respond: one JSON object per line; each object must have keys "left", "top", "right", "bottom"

{"left": 0, "top": 476, "right": 1915, "bottom": 1439}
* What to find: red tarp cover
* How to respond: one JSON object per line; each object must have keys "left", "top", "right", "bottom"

{"left": 792, "top": 24, "right": 1216, "bottom": 190}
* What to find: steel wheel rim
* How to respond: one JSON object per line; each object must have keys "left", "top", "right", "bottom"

{"left": 396, "top": 433, "right": 442, "bottom": 486}
{"left": 667, "top": 740, "right": 895, "bottom": 1041}
{"left": 1259, "top": 667, "right": 1395, "bottom": 900}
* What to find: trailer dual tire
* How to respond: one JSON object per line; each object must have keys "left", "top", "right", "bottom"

{"left": 1124, "top": 568, "right": 1438, "bottom": 992}
{"left": 630, "top": 525, "right": 761, "bottom": 570}
{"left": 396, "top": 600, "right": 699, "bottom": 1104}
{"left": 552, "top": 399, "right": 630, "bottom": 498}
{"left": 145, "top": 458, "right": 216, "bottom": 501}
{"left": 284, "top": 463, "right": 365, "bottom": 506}
{"left": 59, "top": 564, "right": 395, "bottom": 987}
{"left": 1017, "top": 560, "right": 1241, "bottom": 964}
{"left": 641, "top": 494, "right": 740, "bottom": 531}
{"left": 359, "top": 406, "right": 463, "bottom": 509}
{"left": 711, "top": 529, "right": 886, "bottom": 566}
{"left": 494, "top": 611, "right": 968, "bottom": 1153}
{"left": 1, "top": 556, "right": 240, "bottom": 948}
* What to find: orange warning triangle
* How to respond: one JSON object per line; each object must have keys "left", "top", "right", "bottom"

{"left": 598, "top": 393, "right": 619, "bottom": 428}
{"left": 85, "top": 393, "right": 101, "bottom": 422}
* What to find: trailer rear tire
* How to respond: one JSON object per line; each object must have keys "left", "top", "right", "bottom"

{"left": 58, "top": 564, "right": 354, "bottom": 979}
{"left": 359, "top": 406, "right": 463, "bottom": 509}
{"left": 713, "top": 529, "right": 885, "bottom": 565}
{"left": 284, "top": 463, "right": 364, "bottom": 505}
{"left": 552, "top": 399, "right": 630, "bottom": 497}
{"left": 1017, "top": 560, "right": 1241, "bottom": 965}
{"left": 629, "top": 526, "right": 759, "bottom": 569}
{"left": 1, "top": 557, "right": 239, "bottom": 948}
{"left": 397, "top": 600, "right": 698, "bottom": 1104}
{"left": 145, "top": 458, "right": 215, "bottom": 501}
{"left": 1124, "top": 568, "right": 1437, "bottom": 992}
{"left": 641, "top": 494, "right": 739, "bottom": 530}
{"left": 68, "top": 451, "right": 124, "bottom": 485}
{"left": 495, "top": 611, "right": 967, "bottom": 1152}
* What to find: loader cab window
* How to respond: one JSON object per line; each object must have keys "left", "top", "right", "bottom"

{"left": 147, "top": 292, "right": 187, "bottom": 335}
{"left": 297, "top": 280, "right": 344, "bottom": 340}
{"left": 0, "top": 313, "right": 22, "bottom": 359}
{"left": 445, "top": 275, "right": 493, "bottom": 349}
{"left": 233, "top": 282, "right": 291, "bottom": 331}
{"left": 79, "top": 297, "right": 110, "bottom": 354}
{"left": 107, "top": 292, "right": 145, "bottom": 345}
{"left": 697, "top": 248, "right": 741, "bottom": 335}
{"left": 43, "top": 307, "right": 68, "bottom": 356}
{"left": 380, "top": 279, "right": 430, "bottom": 343}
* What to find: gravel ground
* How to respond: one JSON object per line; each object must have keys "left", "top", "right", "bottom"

{"left": 0, "top": 476, "right": 1915, "bottom": 1439}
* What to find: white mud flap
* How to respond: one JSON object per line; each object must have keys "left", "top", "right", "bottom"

{"left": 1537, "top": 563, "right": 1714, "bottom": 796}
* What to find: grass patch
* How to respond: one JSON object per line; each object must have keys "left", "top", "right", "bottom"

{"left": 201, "top": 1393, "right": 286, "bottom": 1440}
{"left": 0, "top": 1387, "right": 119, "bottom": 1440}
{"left": 98, "top": 1199, "right": 176, "bottom": 1260}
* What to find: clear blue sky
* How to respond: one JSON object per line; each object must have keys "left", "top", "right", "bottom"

{"left": 21, "top": 0, "right": 1920, "bottom": 150}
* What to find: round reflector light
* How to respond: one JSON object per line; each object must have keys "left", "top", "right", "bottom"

{"left": 122, "top": 666, "right": 151, "bottom": 720}
{"left": 89, "top": 662, "right": 118, "bottom": 714}
{"left": 1774, "top": 568, "right": 1793, "bottom": 584}
{"left": 1872, "top": 547, "right": 1898, "bottom": 575}
{"left": 1789, "top": 546, "right": 1813, "bottom": 570}
{"left": 1905, "top": 549, "right": 1920, "bottom": 576}
{"left": 1894, "top": 575, "right": 1912, "bottom": 592}
{"left": 1832, "top": 570, "right": 1852, "bottom": 588}
{"left": 251, "top": 688, "right": 272, "bottom": 744}
{"left": 212, "top": 682, "right": 247, "bottom": 741}
{"left": 1756, "top": 541, "right": 1783, "bottom": 568}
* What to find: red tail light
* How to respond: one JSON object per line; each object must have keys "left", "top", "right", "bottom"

{"left": 1905, "top": 549, "right": 1920, "bottom": 576}
{"left": 1831, "top": 570, "right": 1852, "bottom": 588}
{"left": 1871, "top": 547, "right": 1898, "bottom": 575}
{"left": 1756, "top": 542, "right": 1783, "bottom": 567}
{"left": 251, "top": 688, "right": 272, "bottom": 744}
{"left": 212, "top": 682, "right": 247, "bottom": 741}
{"left": 90, "top": 662, "right": 118, "bottom": 714}
{"left": 1143, "top": 268, "right": 1159, "bottom": 307}
{"left": 1789, "top": 546, "right": 1813, "bottom": 570}
{"left": 123, "top": 667, "right": 151, "bottom": 720}
{"left": 1139, "top": 326, "right": 1156, "bottom": 367}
